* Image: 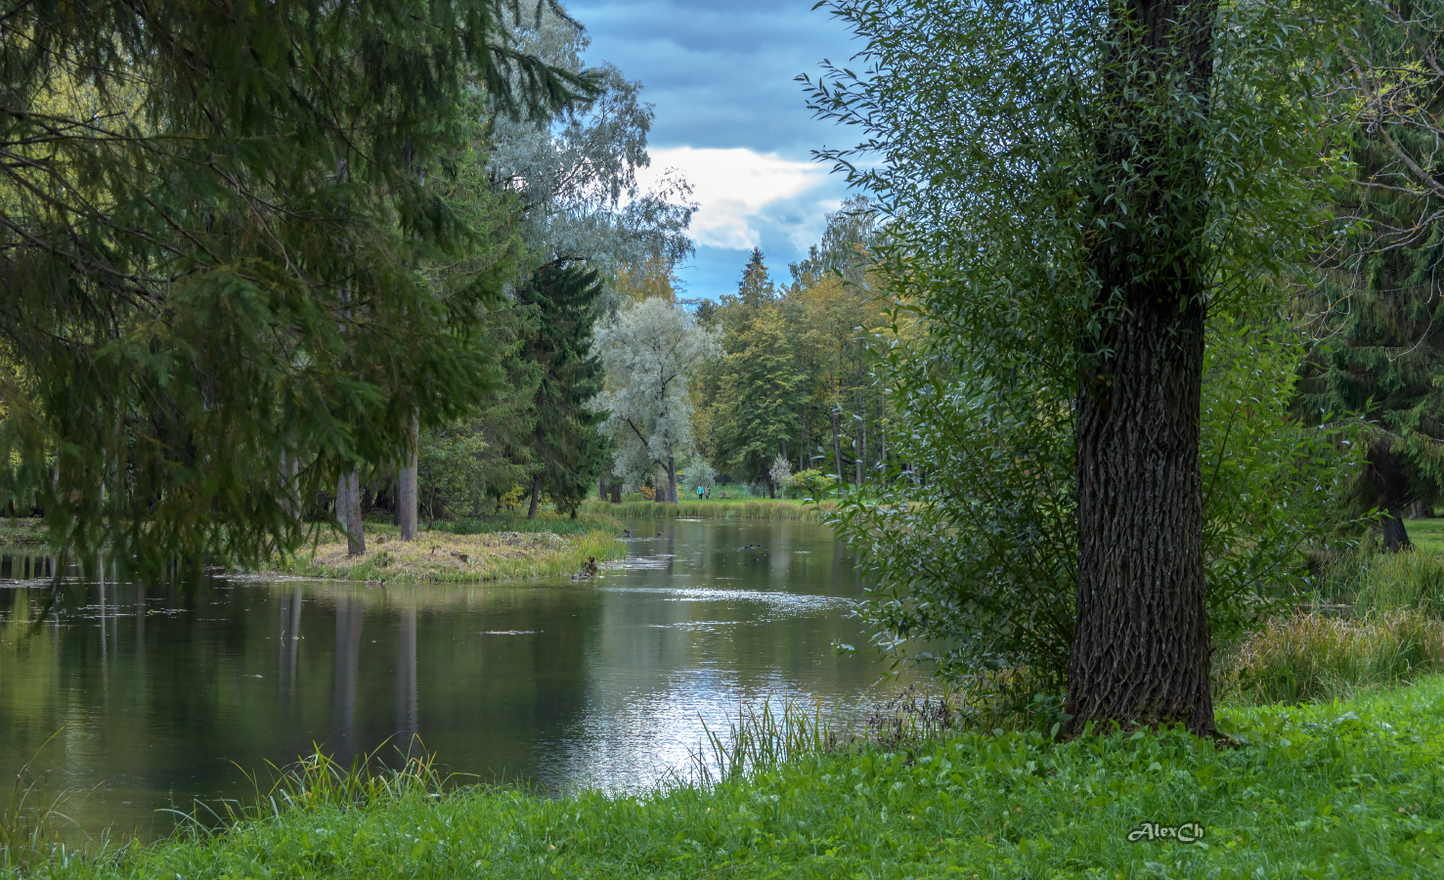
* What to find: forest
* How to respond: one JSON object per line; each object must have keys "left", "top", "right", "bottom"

{"left": 13, "top": 0, "right": 1444, "bottom": 876}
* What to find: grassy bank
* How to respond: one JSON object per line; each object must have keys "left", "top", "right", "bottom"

{"left": 266, "top": 512, "right": 625, "bottom": 583}
{"left": 582, "top": 498, "right": 836, "bottom": 522}
{"left": 18, "top": 677, "right": 1444, "bottom": 878}
{"left": 0, "top": 519, "right": 50, "bottom": 551}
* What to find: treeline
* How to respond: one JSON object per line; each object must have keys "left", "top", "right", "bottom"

{"left": 690, "top": 198, "right": 902, "bottom": 497}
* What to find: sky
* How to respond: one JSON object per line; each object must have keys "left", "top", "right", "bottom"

{"left": 565, "top": 0, "right": 866, "bottom": 300}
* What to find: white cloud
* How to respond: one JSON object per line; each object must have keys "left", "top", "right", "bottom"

{"left": 639, "top": 147, "right": 828, "bottom": 251}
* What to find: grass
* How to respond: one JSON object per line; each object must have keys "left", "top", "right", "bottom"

{"left": 266, "top": 512, "right": 625, "bottom": 583}
{"left": 1222, "top": 611, "right": 1444, "bottom": 704}
{"left": 0, "top": 519, "right": 51, "bottom": 551}
{"left": 581, "top": 498, "right": 837, "bottom": 522}
{"left": 1406, "top": 518, "right": 1444, "bottom": 555}
{"left": 1216, "top": 534, "right": 1444, "bottom": 704}
{"left": 17, "top": 677, "right": 1444, "bottom": 878}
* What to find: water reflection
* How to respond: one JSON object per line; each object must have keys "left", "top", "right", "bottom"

{"left": 0, "top": 518, "right": 888, "bottom": 839}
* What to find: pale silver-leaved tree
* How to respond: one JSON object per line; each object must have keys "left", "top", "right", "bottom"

{"left": 593, "top": 297, "right": 720, "bottom": 502}
{"left": 490, "top": 3, "right": 695, "bottom": 300}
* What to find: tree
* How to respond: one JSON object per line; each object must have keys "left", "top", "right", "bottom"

{"left": 488, "top": 3, "right": 695, "bottom": 299}
{"left": 1296, "top": 1, "right": 1444, "bottom": 550}
{"left": 593, "top": 297, "right": 719, "bottom": 503}
{"left": 0, "top": 0, "right": 591, "bottom": 570}
{"left": 807, "top": 0, "right": 1340, "bottom": 735}
{"left": 514, "top": 263, "right": 609, "bottom": 518}
{"left": 696, "top": 252, "right": 807, "bottom": 491}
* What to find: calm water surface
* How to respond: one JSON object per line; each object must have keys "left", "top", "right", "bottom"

{"left": 0, "top": 517, "right": 895, "bottom": 839}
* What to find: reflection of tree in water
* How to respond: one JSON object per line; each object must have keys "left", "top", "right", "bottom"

{"left": 396, "top": 607, "right": 418, "bottom": 744}
{"left": 332, "top": 597, "right": 363, "bottom": 760}
{"left": 279, "top": 587, "right": 301, "bottom": 705}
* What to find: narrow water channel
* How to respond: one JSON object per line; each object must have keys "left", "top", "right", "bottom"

{"left": 0, "top": 517, "right": 894, "bottom": 840}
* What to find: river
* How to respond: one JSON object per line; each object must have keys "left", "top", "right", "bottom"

{"left": 0, "top": 516, "right": 897, "bottom": 840}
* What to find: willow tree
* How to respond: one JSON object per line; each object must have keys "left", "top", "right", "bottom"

{"left": 0, "top": 0, "right": 589, "bottom": 570}
{"left": 809, "top": 0, "right": 1341, "bottom": 735}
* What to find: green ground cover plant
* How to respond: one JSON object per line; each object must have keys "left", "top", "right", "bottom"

{"left": 14, "top": 677, "right": 1444, "bottom": 878}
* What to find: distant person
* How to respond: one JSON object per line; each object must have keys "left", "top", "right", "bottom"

{"left": 705, "top": 487, "right": 711, "bottom": 499}
{"left": 697, "top": 485, "right": 705, "bottom": 501}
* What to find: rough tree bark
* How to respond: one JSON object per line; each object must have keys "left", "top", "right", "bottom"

{"left": 1065, "top": 0, "right": 1218, "bottom": 738}
{"left": 337, "top": 469, "right": 366, "bottom": 557}
{"left": 396, "top": 415, "right": 418, "bottom": 540}
{"left": 830, "top": 407, "right": 845, "bottom": 489}
{"left": 528, "top": 473, "right": 542, "bottom": 520}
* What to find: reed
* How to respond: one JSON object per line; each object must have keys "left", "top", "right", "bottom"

{"left": 0, "top": 738, "right": 85, "bottom": 875}
{"left": 1222, "top": 610, "right": 1444, "bottom": 704}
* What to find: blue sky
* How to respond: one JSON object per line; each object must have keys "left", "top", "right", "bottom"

{"left": 566, "top": 0, "right": 865, "bottom": 300}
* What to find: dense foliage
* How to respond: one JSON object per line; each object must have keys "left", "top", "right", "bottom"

{"left": 1296, "top": 0, "right": 1444, "bottom": 550}
{"left": 804, "top": 0, "right": 1354, "bottom": 705}
{"left": 691, "top": 202, "right": 898, "bottom": 496}
{"left": 0, "top": 0, "right": 591, "bottom": 569}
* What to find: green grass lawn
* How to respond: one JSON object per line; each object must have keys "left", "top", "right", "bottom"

{"left": 25, "top": 678, "right": 1444, "bottom": 879}
{"left": 1408, "top": 518, "right": 1444, "bottom": 555}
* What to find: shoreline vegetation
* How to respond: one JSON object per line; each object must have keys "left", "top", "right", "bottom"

{"left": 262, "top": 512, "right": 626, "bottom": 583}
{"left": 581, "top": 497, "right": 836, "bottom": 522}
{"left": 11, "top": 678, "right": 1444, "bottom": 877}
{"left": 0, "top": 519, "right": 51, "bottom": 553}
{"left": 0, "top": 513, "right": 629, "bottom": 584}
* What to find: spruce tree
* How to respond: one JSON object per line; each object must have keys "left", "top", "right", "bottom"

{"left": 1297, "top": 2, "right": 1444, "bottom": 550}
{"left": 515, "top": 263, "right": 608, "bottom": 518}
{"left": 0, "top": 0, "right": 591, "bottom": 569}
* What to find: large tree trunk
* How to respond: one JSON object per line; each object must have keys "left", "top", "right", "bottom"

{"left": 337, "top": 469, "right": 365, "bottom": 557}
{"left": 1367, "top": 440, "right": 1414, "bottom": 551}
{"left": 1065, "top": 0, "right": 1217, "bottom": 738}
{"left": 666, "top": 454, "right": 679, "bottom": 503}
{"left": 396, "top": 415, "right": 419, "bottom": 540}
{"left": 528, "top": 473, "right": 541, "bottom": 520}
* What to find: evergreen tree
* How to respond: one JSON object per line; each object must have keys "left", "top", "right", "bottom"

{"left": 737, "top": 248, "right": 777, "bottom": 308}
{"left": 515, "top": 264, "right": 609, "bottom": 517}
{"left": 700, "top": 252, "right": 805, "bottom": 491}
{"left": 0, "top": 0, "right": 591, "bottom": 569}
{"left": 1297, "top": 1, "right": 1444, "bottom": 550}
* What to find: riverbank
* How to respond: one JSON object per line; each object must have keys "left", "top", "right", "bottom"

{"left": 18, "top": 677, "right": 1444, "bottom": 878}
{"left": 582, "top": 498, "right": 836, "bottom": 522}
{"left": 0, "top": 518, "right": 50, "bottom": 551}
{"left": 265, "top": 512, "right": 625, "bottom": 583}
